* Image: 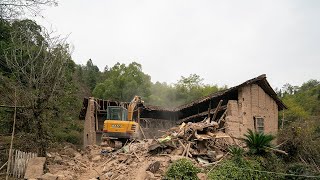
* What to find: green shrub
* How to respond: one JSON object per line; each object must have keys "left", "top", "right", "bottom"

{"left": 53, "top": 130, "right": 81, "bottom": 144}
{"left": 229, "top": 146, "right": 244, "bottom": 157}
{"left": 208, "top": 158, "right": 283, "bottom": 180}
{"left": 165, "top": 158, "right": 201, "bottom": 180}
{"left": 243, "top": 129, "right": 275, "bottom": 155}
{"left": 285, "top": 163, "right": 319, "bottom": 180}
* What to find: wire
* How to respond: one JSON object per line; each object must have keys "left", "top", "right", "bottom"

{"left": 227, "top": 166, "right": 320, "bottom": 178}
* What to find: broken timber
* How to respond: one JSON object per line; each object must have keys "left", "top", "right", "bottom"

{"left": 177, "top": 105, "right": 227, "bottom": 124}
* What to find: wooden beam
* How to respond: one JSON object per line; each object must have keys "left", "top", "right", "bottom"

{"left": 0, "top": 105, "right": 25, "bottom": 109}
{"left": 176, "top": 105, "right": 227, "bottom": 124}
{"left": 211, "top": 100, "right": 223, "bottom": 122}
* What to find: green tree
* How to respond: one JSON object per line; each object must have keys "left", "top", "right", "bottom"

{"left": 82, "top": 59, "right": 100, "bottom": 91}
{"left": 93, "top": 62, "right": 151, "bottom": 101}
{"left": 2, "top": 19, "right": 72, "bottom": 156}
{"left": 175, "top": 74, "right": 223, "bottom": 105}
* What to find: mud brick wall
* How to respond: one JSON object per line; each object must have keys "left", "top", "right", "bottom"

{"left": 83, "top": 98, "right": 96, "bottom": 147}
{"left": 225, "top": 84, "right": 279, "bottom": 138}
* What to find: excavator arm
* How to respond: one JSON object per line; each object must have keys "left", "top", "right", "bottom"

{"left": 127, "top": 95, "right": 143, "bottom": 121}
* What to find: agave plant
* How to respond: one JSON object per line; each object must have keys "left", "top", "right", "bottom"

{"left": 229, "top": 146, "right": 245, "bottom": 157}
{"left": 243, "top": 129, "right": 275, "bottom": 155}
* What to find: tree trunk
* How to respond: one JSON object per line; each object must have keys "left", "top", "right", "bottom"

{"left": 35, "top": 114, "right": 46, "bottom": 157}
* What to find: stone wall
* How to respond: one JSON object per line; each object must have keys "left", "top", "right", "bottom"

{"left": 225, "top": 84, "right": 279, "bottom": 138}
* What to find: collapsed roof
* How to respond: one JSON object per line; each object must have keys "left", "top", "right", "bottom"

{"left": 79, "top": 74, "right": 286, "bottom": 122}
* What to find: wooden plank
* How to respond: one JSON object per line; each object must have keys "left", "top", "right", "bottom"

{"left": 177, "top": 105, "right": 227, "bottom": 124}
{"left": 217, "top": 110, "right": 227, "bottom": 125}
{"left": 211, "top": 100, "right": 223, "bottom": 122}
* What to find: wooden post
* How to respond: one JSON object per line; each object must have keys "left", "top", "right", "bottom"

{"left": 281, "top": 111, "right": 285, "bottom": 129}
{"left": 207, "top": 101, "right": 211, "bottom": 121}
{"left": 211, "top": 100, "right": 223, "bottom": 122}
{"left": 6, "top": 88, "right": 17, "bottom": 180}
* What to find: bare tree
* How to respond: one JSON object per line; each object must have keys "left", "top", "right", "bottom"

{"left": 0, "top": 0, "right": 57, "bottom": 19}
{"left": 4, "top": 20, "right": 70, "bottom": 156}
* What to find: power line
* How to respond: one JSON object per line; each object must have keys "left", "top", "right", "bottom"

{"left": 228, "top": 166, "right": 320, "bottom": 179}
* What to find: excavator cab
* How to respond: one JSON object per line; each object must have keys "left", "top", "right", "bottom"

{"left": 106, "top": 106, "right": 128, "bottom": 121}
{"left": 101, "top": 105, "right": 140, "bottom": 148}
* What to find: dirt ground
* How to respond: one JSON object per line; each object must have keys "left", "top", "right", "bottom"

{"left": 46, "top": 140, "right": 177, "bottom": 180}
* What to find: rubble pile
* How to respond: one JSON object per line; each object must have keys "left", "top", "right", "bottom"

{"left": 147, "top": 119, "right": 235, "bottom": 165}
{"left": 42, "top": 119, "right": 236, "bottom": 179}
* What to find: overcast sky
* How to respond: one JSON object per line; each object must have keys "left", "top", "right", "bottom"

{"left": 35, "top": 0, "right": 320, "bottom": 88}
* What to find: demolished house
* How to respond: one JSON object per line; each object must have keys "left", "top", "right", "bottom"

{"left": 80, "top": 74, "right": 286, "bottom": 146}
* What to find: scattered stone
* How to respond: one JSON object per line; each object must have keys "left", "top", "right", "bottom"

{"left": 74, "top": 152, "right": 82, "bottom": 159}
{"left": 169, "top": 155, "right": 185, "bottom": 162}
{"left": 41, "top": 173, "right": 58, "bottom": 180}
{"left": 197, "top": 172, "right": 207, "bottom": 180}
{"left": 54, "top": 155, "right": 63, "bottom": 163}
{"left": 147, "top": 161, "right": 160, "bottom": 173}
{"left": 207, "top": 150, "right": 216, "bottom": 158}
{"left": 145, "top": 171, "right": 156, "bottom": 180}
{"left": 197, "top": 157, "right": 209, "bottom": 165}
{"left": 56, "top": 175, "right": 65, "bottom": 180}
{"left": 105, "top": 172, "right": 113, "bottom": 178}
{"left": 116, "top": 174, "right": 125, "bottom": 180}
{"left": 64, "top": 147, "right": 77, "bottom": 157}
{"left": 46, "top": 152, "right": 53, "bottom": 158}
{"left": 215, "top": 154, "right": 224, "bottom": 161}
{"left": 91, "top": 155, "right": 101, "bottom": 162}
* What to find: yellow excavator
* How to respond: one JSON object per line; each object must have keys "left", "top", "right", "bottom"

{"left": 101, "top": 96, "right": 143, "bottom": 148}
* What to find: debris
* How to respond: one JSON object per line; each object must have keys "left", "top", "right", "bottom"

{"left": 132, "top": 150, "right": 141, "bottom": 162}
{"left": 92, "top": 155, "right": 101, "bottom": 162}
{"left": 158, "top": 136, "right": 171, "bottom": 143}
{"left": 145, "top": 171, "right": 156, "bottom": 180}
{"left": 169, "top": 155, "right": 185, "bottom": 162}
{"left": 41, "top": 173, "right": 58, "bottom": 180}
{"left": 24, "top": 157, "right": 46, "bottom": 179}
{"left": 122, "top": 145, "right": 130, "bottom": 153}
{"left": 0, "top": 161, "right": 7, "bottom": 171}
{"left": 54, "top": 155, "right": 63, "bottom": 164}
{"left": 197, "top": 172, "right": 208, "bottom": 180}
{"left": 147, "top": 161, "right": 160, "bottom": 173}
{"left": 147, "top": 118, "right": 234, "bottom": 164}
{"left": 215, "top": 154, "right": 224, "bottom": 161}
{"left": 197, "top": 157, "right": 209, "bottom": 165}
{"left": 43, "top": 116, "right": 238, "bottom": 179}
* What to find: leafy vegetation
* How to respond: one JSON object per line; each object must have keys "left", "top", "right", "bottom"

{"left": 243, "top": 129, "right": 275, "bottom": 155}
{"left": 1, "top": 3, "right": 320, "bottom": 179}
{"left": 165, "top": 158, "right": 201, "bottom": 180}
{"left": 93, "top": 62, "right": 152, "bottom": 101}
{"left": 228, "top": 146, "right": 245, "bottom": 159}
{"left": 208, "top": 158, "right": 282, "bottom": 180}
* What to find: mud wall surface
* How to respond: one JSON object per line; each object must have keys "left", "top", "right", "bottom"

{"left": 225, "top": 84, "right": 279, "bottom": 138}
{"left": 83, "top": 98, "right": 96, "bottom": 147}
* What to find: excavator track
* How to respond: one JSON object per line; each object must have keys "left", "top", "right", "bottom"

{"left": 101, "top": 136, "right": 123, "bottom": 149}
